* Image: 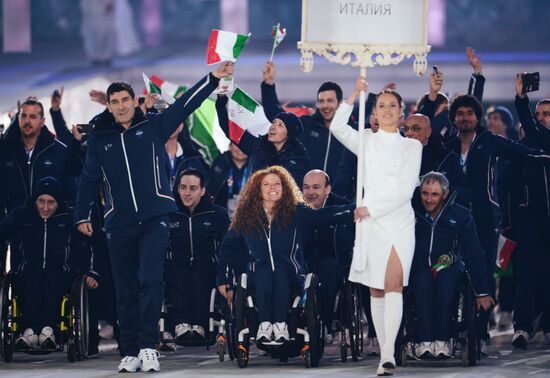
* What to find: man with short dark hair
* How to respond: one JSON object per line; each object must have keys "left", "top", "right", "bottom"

{"left": 74, "top": 62, "right": 234, "bottom": 372}
{"left": 260, "top": 61, "right": 348, "bottom": 180}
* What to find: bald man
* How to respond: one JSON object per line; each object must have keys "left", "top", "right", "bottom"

{"left": 404, "top": 114, "right": 471, "bottom": 207}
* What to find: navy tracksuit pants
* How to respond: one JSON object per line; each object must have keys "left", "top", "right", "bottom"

{"left": 475, "top": 218, "right": 500, "bottom": 341}
{"left": 106, "top": 215, "right": 169, "bottom": 357}
{"left": 254, "top": 265, "right": 302, "bottom": 323}
{"left": 165, "top": 262, "right": 216, "bottom": 330}
{"left": 19, "top": 268, "right": 71, "bottom": 332}
{"left": 514, "top": 212, "right": 550, "bottom": 334}
{"left": 410, "top": 265, "right": 462, "bottom": 342}
{"left": 316, "top": 257, "right": 344, "bottom": 333}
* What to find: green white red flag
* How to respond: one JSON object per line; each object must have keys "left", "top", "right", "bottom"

{"left": 227, "top": 87, "right": 270, "bottom": 143}
{"left": 207, "top": 29, "right": 250, "bottom": 65}
{"left": 142, "top": 73, "right": 187, "bottom": 104}
{"left": 270, "top": 23, "right": 286, "bottom": 61}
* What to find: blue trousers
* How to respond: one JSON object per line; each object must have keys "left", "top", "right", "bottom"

{"left": 165, "top": 262, "right": 215, "bottom": 329}
{"left": 18, "top": 268, "right": 71, "bottom": 332}
{"left": 410, "top": 265, "right": 462, "bottom": 342}
{"left": 316, "top": 257, "right": 344, "bottom": 332}
{"left": 254, "top": 265, "right": 301, "bottom": 323}
{"left": 106, "top": 215, "right": 169, "bottom": 357}
{"left": 475, "top": 219, "right": 500, "bottom": 340}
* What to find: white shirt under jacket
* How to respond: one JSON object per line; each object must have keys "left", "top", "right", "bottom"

{"left": 329, "top": 103, "right": 422, "bottom": 289}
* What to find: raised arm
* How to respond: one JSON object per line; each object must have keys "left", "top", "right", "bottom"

{"left": 260, "top": 61, "right": 284, "bottom": 121}
{"left": 329, "top": 76, "right": 369, "bottom": 155}
{"left": 466, "top": 47, "right": 485, "bottom": 102}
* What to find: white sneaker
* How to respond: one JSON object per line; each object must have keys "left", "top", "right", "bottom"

{"left": 256, "top": 322, "right": 273, "bottom": 342}
{"left": 497, "top": 311, "right": 513, "bottom": 330}
{"left": 434, "top": 340, "right": 450, "bottom": 358}
{"left": 366, "top": 337, "right": 380, "bottom": 356}
{"left": 512, "top": 330, "right": 529, "bottom": 349}
{"left": 175, "top": 323, "right": 193, "bottom": 342}
{"left": 16, "top": 328, "right": 38, "bottom": 348}
{"left": 273, "top": 322, "right": 290, "bottom": 341}
{"left": 192, "top": 325, "right": 205, "bottom": 339}
{"left": 39, "top": 326, "right": 56, "bottom": 348}
{"left": 138, "top": 348, "right": 160, "bottom": 372}
{"left": 415, "top": 341, "right": 435, "bottom": 359}
{"left": 118, "top": 356, "right": 141, "bottom": 372}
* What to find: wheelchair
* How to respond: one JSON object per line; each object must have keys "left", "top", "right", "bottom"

{"left": 394, "top": 273, "right": 480, "bottom": 367}
{"left": 232, "top": 272, "right": 324, "bottom": 368}
{"left": 0, "top": 272, "right": 90, "bottom": 363}
{"left": 331, "top": 278, "right": 364, "bottom": 362}
{"left": 159, "top": 287, "right": 236, "bottom": 362}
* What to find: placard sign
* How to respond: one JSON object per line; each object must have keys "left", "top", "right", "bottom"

{"left": 298, "top": 0, "right": 430, "bottom": 74}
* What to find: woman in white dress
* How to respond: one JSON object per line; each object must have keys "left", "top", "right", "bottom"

{"left": 330, "top": 77, "right": 422, "bottom": 376}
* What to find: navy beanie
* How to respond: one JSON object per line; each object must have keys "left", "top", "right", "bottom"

{"left": 274, "top": 112, "right": 303, "bottom": 139}
{"left": 492, "top": 106, "right": 514, "bottom": 129}
{"left": 33, "top": 176, "right": 64, "bottom": 204}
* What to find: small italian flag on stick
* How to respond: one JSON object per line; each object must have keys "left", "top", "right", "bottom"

{"left": 228, "top": 87, "right": 269, "bottom": 143}
{"left": 207, "top": 29, "right": 250, "bottom": 65}
{"left": 142, "top": 73, "right": 187, "bottom": 104}
{"left": 270, "top": 23, "right": 286, "bottom": 61}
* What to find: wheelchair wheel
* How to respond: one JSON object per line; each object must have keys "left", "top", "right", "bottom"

{"left": 340, "top": 341, "right": 347, "bottom": 363}
{"left": 305, "top": 274, "right": 323, "bottom": 368}
{"left": 216, "top": 336, "right": 226, "bottom": 362}
{"left": 237, "top": 346, "right": 249, "bottom": 368}
{"left": 303, "top": 349, "right": 311, "bottom": 368}
{"left": 0, "top": 278, "right": 14, "bottom": 363}
{"left": 67, "top": 276, "right": 89, "bottom": 362}
{"left": 348, "top": 284, "right": 363, "bottom": 362}
{"left": 226, "top": 317, "right": 236, "bottom": 361}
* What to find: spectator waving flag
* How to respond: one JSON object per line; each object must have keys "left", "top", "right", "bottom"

{"left": 228, "top": 87, "right": 270, "bottom": 143}
{"left": 496, "top": 234, "right": 517, "bottom": 272}
{"left": 142, "top": 73, "right": 187, "bottom": 104}
{"left": 270, "top": 23, "right": 286, "bottom": 61}
{"left": 207, "top": 29, "right": 250, "bottom": 65}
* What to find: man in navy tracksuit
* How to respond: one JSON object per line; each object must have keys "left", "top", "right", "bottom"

{"left": 0, "top": 99, "right": 82, "bottom": 272}
{"left": 0, "top": 177, "right": 95, "bottom": 350}
{"left": 411, "top": 172, "right": 493, "bottom": 359}
{"left": 443, "top": 94, "right": 550, "bottom": 350}
{"left": 165, "top": 169, "right": 229, "bottom": 344}
{"left": 74, "top": 62, "right": 234, "bottom": 372}
{"left": 511, "top": 78, "right": 550, "bottom": 348}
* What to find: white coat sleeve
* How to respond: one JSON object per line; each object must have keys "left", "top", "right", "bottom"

{"left": 363, "top": 140, "right": 422, "bottom": 219}
{"left": 329, "top": 102, "right": 359, "bottom": 155}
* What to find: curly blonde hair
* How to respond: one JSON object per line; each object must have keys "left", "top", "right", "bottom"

{"left": 231, "top": 166, "right": 304, "bottom": 235}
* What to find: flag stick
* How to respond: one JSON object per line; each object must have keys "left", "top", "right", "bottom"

{"left": 269, "top": 23, "right": 280, "bottom": 62}
{"left": 354, "top": 66, "right": 367, "bottom": 270}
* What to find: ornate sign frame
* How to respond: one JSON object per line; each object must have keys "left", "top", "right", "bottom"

{"left": 297, "top": 0, "right": 431, "bottom": 75}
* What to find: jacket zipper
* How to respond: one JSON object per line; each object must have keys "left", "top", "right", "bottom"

{"left": 263, "top": 226, "right": 276, "bottom": 272}
{"left": 422, "top": 201, "right": 450, "bottom": 266}
{"left": 42, "top": 219, "right": 48, "bottom": 269}
{"left": 120, "top": 133, "right": 139, "bottom": 212}
{"left": 323, "top": 131, "right": 332, "bottom": 172}
{"left": 544, "top": 166, "right": 549, "bottom": 216}
{"left": 188, "top": 217, "right": 194, "bottom": 264}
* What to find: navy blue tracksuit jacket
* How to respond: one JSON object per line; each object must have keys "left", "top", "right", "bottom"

{"left": 74, "top": 73, "right": 220, "bottom": 228}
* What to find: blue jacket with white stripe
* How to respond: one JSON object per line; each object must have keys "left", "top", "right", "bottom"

{"left": 216, "top": 203, "right": 354, "bottom": 286}
{"left": 74, "top": 73, "right": 220, "bottom": 229}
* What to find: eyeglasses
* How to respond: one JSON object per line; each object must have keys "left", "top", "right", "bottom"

{"left": 401, "top": 125, "right": 423, "bottom": 133}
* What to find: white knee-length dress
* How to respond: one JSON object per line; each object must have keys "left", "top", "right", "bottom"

{"left": 330, "top": 103, "right": 422, "bottom": 289}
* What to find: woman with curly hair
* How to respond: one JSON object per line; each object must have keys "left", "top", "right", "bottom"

{"left": 216, "top": 165, "right": 354, "bottom": 342}
{"left": 330, "top": 77, "right": 423, "bottom": 376}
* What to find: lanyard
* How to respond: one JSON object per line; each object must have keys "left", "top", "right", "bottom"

{"left": 228, "top": 163, "right": 250, "bottom": 196}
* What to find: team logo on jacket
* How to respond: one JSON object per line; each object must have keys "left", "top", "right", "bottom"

{"left": 202, "top": 221, "right": 211, "bottom": 227}
{"left": 135, "top": 130, "right": 144, "bottom": 137}
{"left": 289, "top": 160, "right": 296, "bottom": 165}
{"left": 170, "top": 222, "right": 179, "bottom": 228}
{"left": 311, "top": 131, "right": 319, "bottom": 138}
{"left": 160, "top": 221, "right": 167, "bottom": 227}
{"left": 43, "top": 160, "right": 53, "bottom": 167}
{"left": 104, "top": 143, "right": 112, "bottom": 151}
{"left": 58, "top": 223, "right": 66, "bottom": 228}
{"left": 449, "top": 219, "right": 456, "bottom": 224}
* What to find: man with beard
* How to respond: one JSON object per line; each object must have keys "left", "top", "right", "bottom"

{"left": 0, "top": 99, "right": 82, "bottom": 273}
{"left": 261, "top": 61, "right": 346, "bottom": 180}
{"left": 444, "top": 94, "right": 550, "bottom": 353}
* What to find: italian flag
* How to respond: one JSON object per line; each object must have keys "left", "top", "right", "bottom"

{"left": 227, "top": 87, "right": 270, "bottom": 143}
{"left": 142, "top": 73, "right": 187, "bottom": 104}
{"left": 272, "top": 23, "right": 286, "bottom": 48}
{"left": 496, "top": 234, "right": 517, "bottom": 271}
{"left": 207, "top": 29, "right": 250, "bottom": 65}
